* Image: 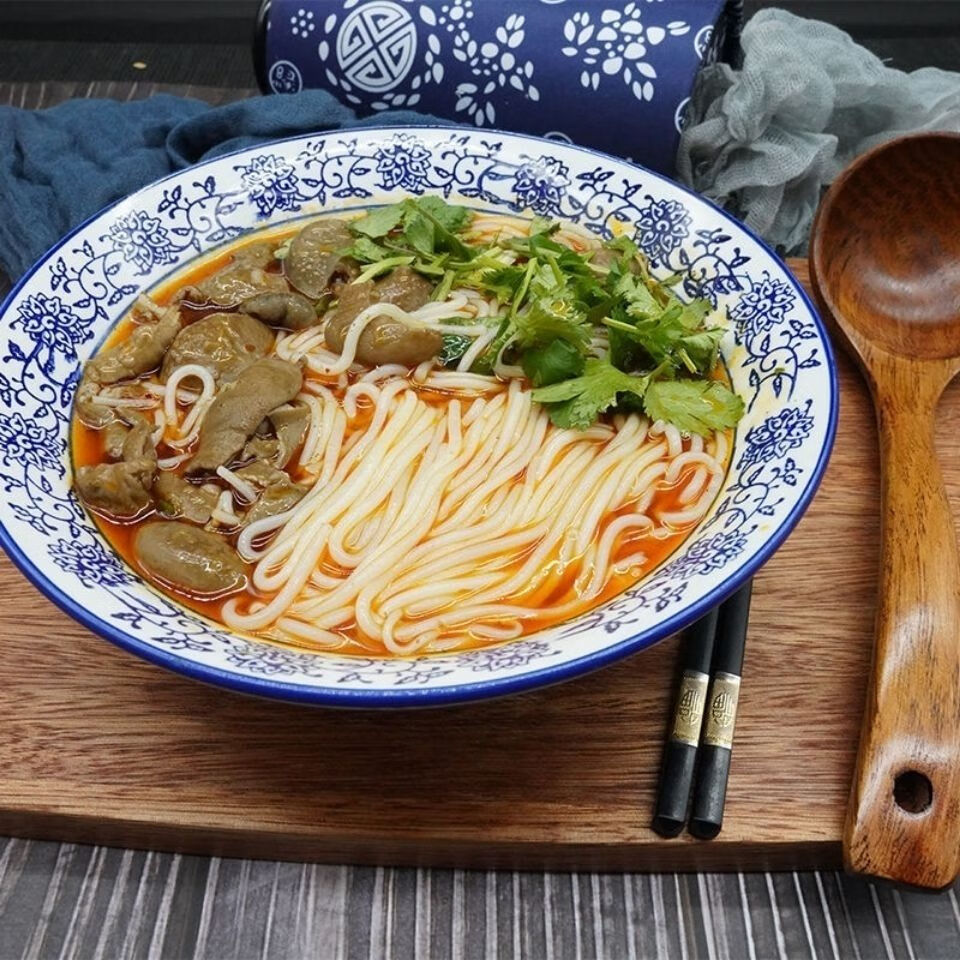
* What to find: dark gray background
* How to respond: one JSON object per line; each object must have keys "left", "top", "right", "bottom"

{"left": 2, "top": 2, "right": 960, "bottom": 957}
{"left": 0, "top": 1, "right": 959, "bottom": 88}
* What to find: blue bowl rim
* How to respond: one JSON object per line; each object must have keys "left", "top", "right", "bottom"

{"left": 0, "top": 123, "right": 839, "bottom": 708}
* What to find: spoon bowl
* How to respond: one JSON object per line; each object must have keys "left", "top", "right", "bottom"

{"left": 811, "top": 132, "right": 960, "bottom": 890}
{"left": 815, "top": 133, "right": 960, "bottom": 361}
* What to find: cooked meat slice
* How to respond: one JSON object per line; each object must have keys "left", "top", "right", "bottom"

{"left": 239, "top": 291, "right": 318, "bottom": 331}
{"left": 85, "top": 306, "right": 181, "bottom": 386}
{"left": 374, "top": 265, "right": 434, "bottom": 311}
{"left": 134, "top": 521, "right": 245, "bottom": 595}
{"left": 153, "top": 472, "right": 219, "bottom": 524}
{"left": 284, "top": 219, "right": 358, "bottom": 299}
{"left": 193, "top": 243, "right": 288, "bottom": 305}
{"left": 235, "top": 460, "right": 308, "bottom": 525}
{"left": 74, "top": 417, "right": 157, "bottom": 518}
{"left": 186, "top": 358, "right": 303, "bottom": 474}
{"left": 269, "top": 404, "right": 310, "bottom": 467}
{"left": 161, "top": 312, "right": 273, "bottom": 382}
{"left": 323, "top": 275, "right": 442, "bottom": 367}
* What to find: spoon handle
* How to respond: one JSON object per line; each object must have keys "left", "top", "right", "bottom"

{"left": 845, "top": 371, "right": 960, "bottom": 889}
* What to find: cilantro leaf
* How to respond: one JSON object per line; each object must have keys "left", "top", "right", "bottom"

{"left": 604, "top": 234, "right": 640, "bottom": 260}
{"left": 482, "top": 265, "right": 526, "bottom": 300}
{"left": 402, "top": 212, "right": 435, "bottom": 256}
{"left": 532, "top": 358, "right": 650, "bottom": 430}
{"left": 607, "top": 320, "right": 645, "bottom": 372}
{"left": 350, "top": 204, "right": 405, "bottom": 238}
{"left": 615, "top": 273, "right": 662, "bottom": 315}
{"left": 529, "top": 216, "right": 559, "bottom": 237}
{"left": 353, "top": 255, "right": 415, "bottom": 284}
{"left": 678, "top": 327, "right": 725, "bottom": 374}
{"left": 438, "top": 334, "right": 473, "bottom": 367}
{"left": 346, "top": 235, "right": 391, "bottom": 263}
{"left": 455, "top": 262, "right": 527, "bottom": 302}
{"left": 604, "top": 293, "right": 723, "bottom": 374}
{"left": 408, "top": 198, "right": 473, "bottom": 260}
{"left": 515, "top": 291, "right": 591, "bottom": 351}
{"left": 643, "top": 380, "right": 744, "bottom": 437}
{"left": 415, "top": 195, "right": 471, "bottom": 232}
{"left": 470, "top": 316, "right": 515, "bottom": 375}
{"left": 348, "top": 198, "right": 473, "bottom": 267}
{"left": 520, "top": 339, "right": 585, "bottom": 387}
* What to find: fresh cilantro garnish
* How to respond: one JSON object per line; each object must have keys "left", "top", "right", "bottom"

{"left": 607, "top": 317, "right": 645, "bottom": 373}
{"left": 480, "top": 265, "right": 527, "bottom": 301}
{"left": 643, "top": 380, "right": 744, "bottom": 437}
{"left": 521, "top": 339, "right": 585, "bottom": 387}
{"left": 470, "top": 316, "right": 514, "bottom": 375}
{"left": 528, "top": 215, "right": 559, "bottom": 237}
{"left": 353, "top": 255, "right": 415, "bottom": 284}
{"left": 343, "top": 201, "right": 743, "bottom": 436}
{"left": 346, "top": 235, "right": 391, "bottom": 264}
{"left": 604, "top": 286, "right": 724, "bottom": 376}
{"left": 416, "top": 195, "right": 472, "bottom": 232}
{"left": 438, "top": 334, "right": 473, "bottom": 367}
{"left": 676, "top": 327, "right": 725, "bottom": 374}
{"left": 350, "top": 205, "right": 406, "bottom": 239}
{"left": 403, "top": 213, "right": 435, "bottom": 256}
{"left": 348, "top": 197, "right": 474, "bottom": 263}
{"left": 615, "top": 273, "right": 662, "bottom": 315}
{"left": 531, "top": 358, "right": 650, "bottom": 430}
{"left": 515, "top": 291, "right": 591, "bottom": 352}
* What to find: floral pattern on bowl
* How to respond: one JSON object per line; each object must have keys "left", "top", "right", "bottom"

{"left": 0, "top": 127, "right": 837, "bottom": 706}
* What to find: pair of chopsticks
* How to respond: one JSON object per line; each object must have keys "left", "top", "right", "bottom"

{"left": 652, "top": 580, "right": 752, "bottom": 839}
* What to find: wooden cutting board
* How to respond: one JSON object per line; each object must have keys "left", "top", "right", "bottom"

{"left": 0, "top": 261, "right": 925, "bottom": 871}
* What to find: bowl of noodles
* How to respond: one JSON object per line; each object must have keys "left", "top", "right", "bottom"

{"left": 0, "top": 127, "right": 836, "bottom": 706}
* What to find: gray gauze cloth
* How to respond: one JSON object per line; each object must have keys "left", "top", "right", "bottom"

{"left": 677, "top": 9, "right": 960, "bottom": 254}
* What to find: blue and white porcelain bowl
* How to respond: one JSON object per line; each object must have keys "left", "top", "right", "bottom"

{"left": 0, "top": 127, "right": 836, "bottom": 706}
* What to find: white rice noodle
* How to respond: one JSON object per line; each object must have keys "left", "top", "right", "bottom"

{"left": 555, "top": 222, "right": 602, "bottom": 253}
{"left": 236, "top": 508, "right": 298, "bottom": 562}
{"left": 457, "top": 327, "right": 496, "bottom": 372}
{"left": 91, "top": 394, "right": 157, "bottom": 410}
{"left": 658, "top": 468, "right": 724, "bottom": 529}
{"left": 216, "top": 465, "right": 258, "bottom": 504}
{"left": 412, "top": 360, "right": 434, "bottom": 384}
{"left": 342, "top": 381, "right": 381, "bottom": 419}
{"left": 678, "top": 468, "right": 709, "bottom": 505}
{"left": 359, "top": 364, "right": 408, "bottom": 383}
{"left": 211, "top": 489, "right": 241, "bottom": 528}
{"left": 162, "top": 364, "right": 217, "bottom": 447}
{"left": 220, "top": 379, "right": 726, "bottom": 653}
{"left": 464, "top": 214, "right": 529, "bottom": 243}
{"left": 151, "top": 408, "right": 165, "bottom": 445}
{"left": 157, "top": 451, "right": 192, "bottom": 470}
{"left": 276, "top": 326, "right": 326, "bottom": 362}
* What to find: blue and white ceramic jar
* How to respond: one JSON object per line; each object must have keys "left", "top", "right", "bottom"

{"left": 255, "top": 0, "right": 743, "bottom": 176}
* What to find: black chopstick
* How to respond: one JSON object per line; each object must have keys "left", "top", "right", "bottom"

{"left": 651, "top": 605, "right": 720, "bottom": 837}
{"left": 688, "top": 579, "right": 753, "bottom": 840}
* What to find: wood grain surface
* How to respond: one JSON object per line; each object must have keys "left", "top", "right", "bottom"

{"left": 811, "top": 135, "right": 960, "bottom": 890}
{"left": 0, "top": 259, "right": 900, "bottom": 872}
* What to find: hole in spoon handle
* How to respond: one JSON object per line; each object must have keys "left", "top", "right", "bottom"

{"left": 844, "top": 385, "right": 960, "bottom": 890}
{"left": 894, "top": 771, "right": 933, "bottom": 815}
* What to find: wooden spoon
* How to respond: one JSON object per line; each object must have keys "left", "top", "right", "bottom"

{"left": 810, "top": 132, "right": 960, "bottom": 890}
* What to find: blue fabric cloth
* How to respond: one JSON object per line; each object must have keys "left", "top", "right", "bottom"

{"left": 0, "top": 90, "right": 443, "bottom": 281}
